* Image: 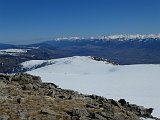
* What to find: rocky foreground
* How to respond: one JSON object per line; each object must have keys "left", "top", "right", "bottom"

{"left": 0, "top": 73, "right": 159, "bottom": 120}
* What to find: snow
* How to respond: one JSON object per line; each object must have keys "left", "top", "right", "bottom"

{"left": 0, "top": 49, "right": 28, "bottom": 53}
{"left": 101, "top": 34, "right": 160, "bottom": 40}
{"left": 0, "top": 49, "right": 29, "bottom": 55}
{"left": 21, "top": 59, "right": 54, "bottom": 70}
{"left": 56, "top": 37, "right": 84, "bottom": 41}
{"left": 55, "top": 34, "right": 160, "bottom": 41}
{"left": 23, "top": 56, "right": 160, "bottom": 118}
{"left": 27, "top": 47, "right": 39, "bottom": 49}
{"left": 140, "top": 118, "right": 154, "bottom": 120}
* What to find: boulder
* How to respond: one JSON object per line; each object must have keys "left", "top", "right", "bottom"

{"left": 0, "top": 115, "right": 10, "bottom": 120}
{"left": 118, "top": 99, "right": 127, "bottom": 106}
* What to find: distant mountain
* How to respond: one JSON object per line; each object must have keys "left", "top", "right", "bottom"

{"left": 55, "top": 34, "right": 160, "bottom": 41}
{"left": 0, "top": 34, "right": 160, "bottom": 73}
{"left": 30, "top": 35, "right": 160, "bottom": 65}
{"left": 0, "top": 43, "right": 16, "bottom": 49}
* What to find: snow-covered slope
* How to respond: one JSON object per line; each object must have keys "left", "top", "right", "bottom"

{"left": 21, "top": 59, "right": 55, "bottom": 71}
{"left": 22, "top": 56, "right": 160, "bottom": 118}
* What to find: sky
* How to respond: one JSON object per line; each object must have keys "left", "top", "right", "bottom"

{"left": 0, "top": 0, "right": 160, "bottom": 44}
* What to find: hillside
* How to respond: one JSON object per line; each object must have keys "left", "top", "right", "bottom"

{"left": 21, "top": 56, "right": 160, "bottom": 118}
{"left": 0, "top": 73, "right": 158, "bottom": 120}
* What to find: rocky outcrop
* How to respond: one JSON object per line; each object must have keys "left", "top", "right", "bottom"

{"left": 0, "top": 73, "right": 159, "bottom": 120}
{"left": 91, "top": 56, "right": 118, "bottom": 65}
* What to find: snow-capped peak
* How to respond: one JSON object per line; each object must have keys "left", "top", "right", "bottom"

{"left": 101, "top": 34, "right": 160, "bottom": 40}
{"left": 55, "top": 34, "right": 160, "bottom": 41}
{"left": 56, "top": 37, "right": 85, "bottom": 41}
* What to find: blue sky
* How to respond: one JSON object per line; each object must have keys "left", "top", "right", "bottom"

{"left": 0, "top": 0, "right": 160, "bottom": 44}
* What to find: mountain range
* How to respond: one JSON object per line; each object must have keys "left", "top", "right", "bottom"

{"left": 0, "top": 34, "right": 160, "bottom": 73}
{"left": 0, "top": 34, "right": 160, "bottom": 119}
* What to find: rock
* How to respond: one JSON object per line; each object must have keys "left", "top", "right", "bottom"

{"left": 11, "top": 73, "right": 42, "bottom": 85}
{"left": 66, "top": 108, "right": 89, "bottom": 118}
{"left": 17, "top": 98, "right": 21, "bottom": 104}
{"left": 74, "top": 109, "right": 89, "bottom": 117}
{"left": 71, "top": 116, "right": 79, "bottom": 120}
{"left": 0, "top": 81, "right": 7, "bottom": 89}
{"left": 118, "top": 99, "right": 127, "bottom": 106}
{"left": 17, "top": 110, "right": 28, "bottom": 119}
{"left": 42, "top": 83, "right": 58, "bottom": 89}
{"left": 58, "top": 95, "right": 65, "bottom": 99}
{"left": 86, "top": 104, "right": 97, "bottom": 108}
{"left": 146, "top": 108, "right": 154, "bottom": 114}
{"left": 22, "top": 83, "right": 33, "bottom": 90}
{"left": 0, "top": 115, "right": 10, "bottom": 120}
{"left": 0, "top": 74, "right": 10, "bottom": 81}
{"left": 110, "top": 99, "right": 121, "bottom": 108}
{"left": 0, "top": 73, "right": 158, "bottom": 120}
{"left": 95, "top": 113, "right": 107, "bottom": 120}
{"left": 40, "top": 107, "right": 55, "bottom": 115}
{"left": 79, "top": 116, "right": 90, "bottom": 120}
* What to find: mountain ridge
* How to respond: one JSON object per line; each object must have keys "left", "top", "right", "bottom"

{"left": 55, "top": 34, "right": 160, "bottom": 41}
{"left": 0, "top": 35, "right": 160, "bottom": 73}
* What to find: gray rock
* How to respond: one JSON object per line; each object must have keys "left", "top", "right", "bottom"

{"left": 40, "top": 107, "right": 55, "bottom": 115}
{"left": 110, "top": 99, "right": 121, "bottom": 108}
{"left": 0, "top": 115, "right": 10, "bottom": 120}
{"left": 95, "top": 113, "right": 107, "bottom": 120}
{"left": 79, "top": 116, "right": 91, "bottom": 120}
{"left": 71, "top": 116, "right": 79, "bottom": 120}
{"left": 72, "top": 108, "right": 89, "bottom": 117}
{"left": 17, "top": 110, "right": 28, "bottom": 120}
